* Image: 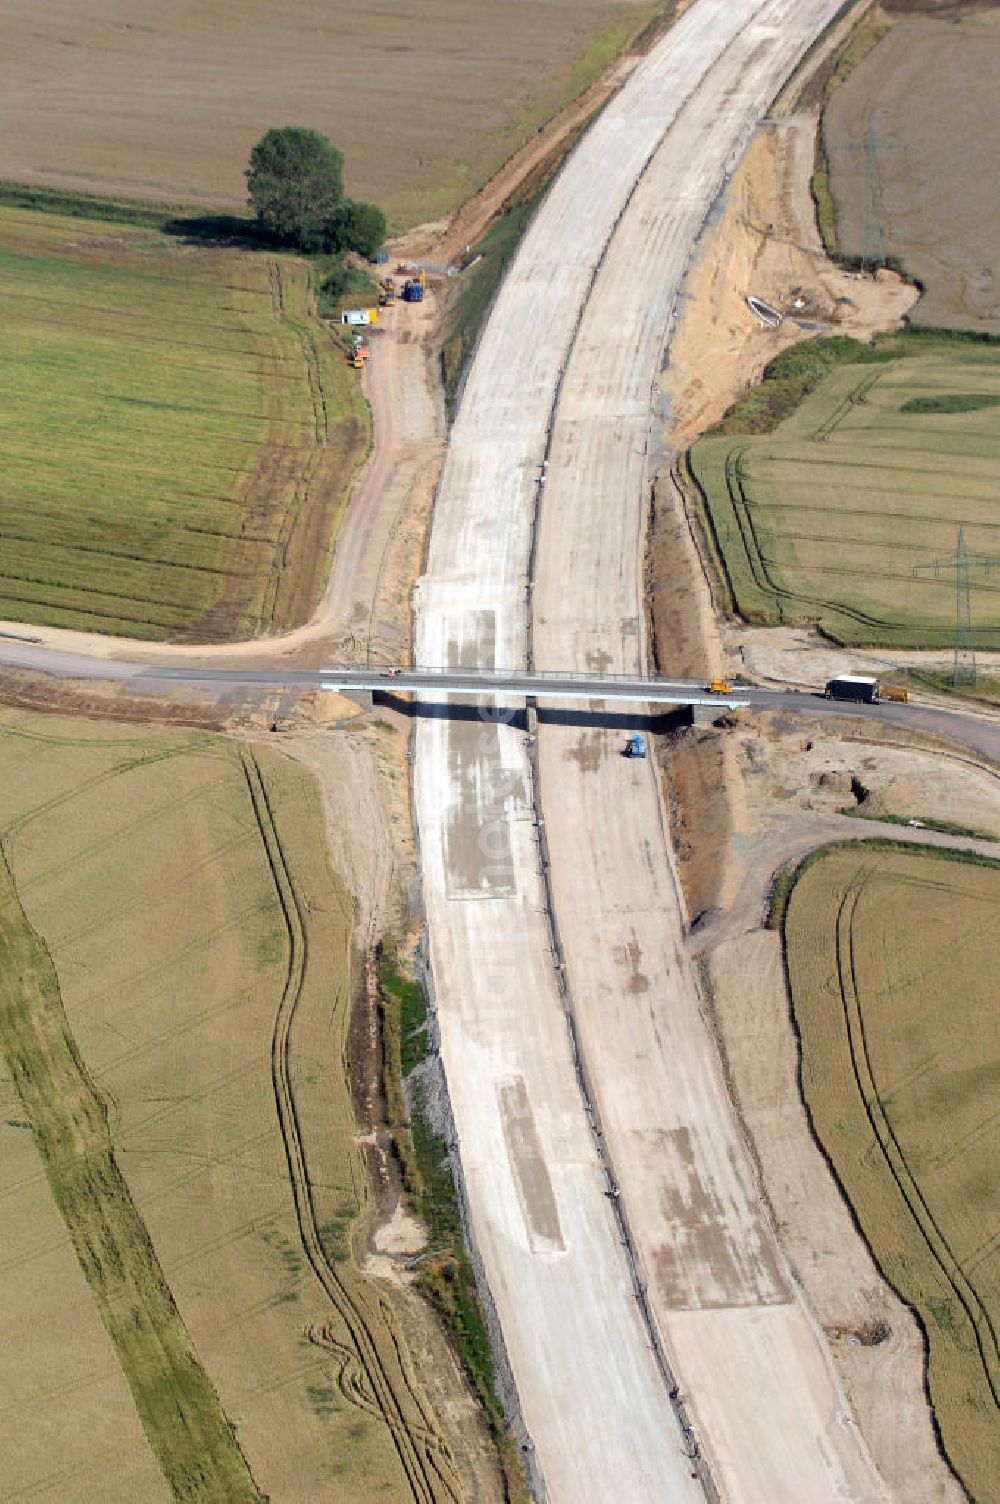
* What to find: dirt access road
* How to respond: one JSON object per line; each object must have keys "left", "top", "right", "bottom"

{"left": 413, "top": 1, "right": 886, "bottom": 1501}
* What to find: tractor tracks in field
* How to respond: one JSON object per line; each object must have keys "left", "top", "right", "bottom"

{"left": 238, "top": 747, "right": 462, "bottom": 1504}
{"left": 834, "top": 868, "right": 1000, "bottom": 1409}
{"left": 719, "top": 445, "right": 896, "bottom": 630}
{"left": 259, "top": 259, "right": 333, "bottom": 633}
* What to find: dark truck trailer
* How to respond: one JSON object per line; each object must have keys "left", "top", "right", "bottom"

{"left": 825, "top": 674, "right": 879, "bottom": 704}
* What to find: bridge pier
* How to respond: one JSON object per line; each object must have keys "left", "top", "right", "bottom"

{"left": 339, "top": 688, "right": 373, "bottom": 711}
{"left": 688, "top": 701, "right": 729, "bottom": 729}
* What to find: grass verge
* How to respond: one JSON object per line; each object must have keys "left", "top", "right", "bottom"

{"left": 440, "top": 190, "right": 544, "bottom": 411}
{"left": 903, "top": 669, "right": 1000, "bottom": 707}
{"left": 705, "top": 333, "right": 895, "bottom": 437}
{"left": 0, "top": 843, "right": 262, "bottom": 1502}
{"left": 0, "top": 178, "right": 210, "bottom": 229}
{"left": 378, "top": 953, "right": 530, "bottom": 1501}
{"left": 795, "top": 10, "right": 891, "bottom": 260}
{"left": 782, "top": 840, "right": 1000, "bottom": 1499}
{"left": 837, "top": 808, "right": 998, "bottom": 842}
{"left": 795, "top": 7, "right": 888, "bottom": 115}
{"left": 317, "top": 259, "right": 381, "bottom": 321}
{"left": 439, "top": 54, "right": 618, "bottom": 413}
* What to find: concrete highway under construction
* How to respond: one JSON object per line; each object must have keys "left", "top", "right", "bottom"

{"left": 413, "top": 2, "right": 889, "bottom": 1500}
{"left": 2, "top": 3, "right": 997, "bottom": 1501}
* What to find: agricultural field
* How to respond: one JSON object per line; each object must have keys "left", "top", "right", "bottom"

{"left": 0, "top": 207, "right": 366, "bottom": 640}
{"left": 0, "top": 0, "right": 665, "bottom": 229}
{"left": 821, "top": 3, "right": 1000, "bottom": 331}
{"left": 784, "top": 842, "right": 1000, "bottom": 1502}
{"left": 0, "top": 708, "right": 454, "bottom": 1502}
{"left": 689, "top": 332, "right": 1000, "bottom": 648}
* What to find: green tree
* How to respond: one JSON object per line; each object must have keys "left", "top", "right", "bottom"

{"left": 331, "top": 200, "right": 387, "bottom": 258}
{"left": 246, "top": 127, "right": 344, "bottom": 252}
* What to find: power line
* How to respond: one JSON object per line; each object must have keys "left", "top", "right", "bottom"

{"left": 913, "top": 527, "right": 1000, "bottom": 686}
{"left": 828, "top": 112, "right": 903, "bottom": 271}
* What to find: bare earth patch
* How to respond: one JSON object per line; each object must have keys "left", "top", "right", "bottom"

{"left": 660, "top": 113, "right": 916, "bottom": 451}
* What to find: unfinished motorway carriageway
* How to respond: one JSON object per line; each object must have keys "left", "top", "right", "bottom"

{"left": 408, "top": 1, "right": 894, "bottom": 1502}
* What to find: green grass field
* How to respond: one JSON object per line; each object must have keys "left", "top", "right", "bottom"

{"left": 689, "top": 332, "right": 1000, "bottom": 647}
{"left": 784, "top": 842, "right": 1000, "bottom": 1501}
{"left": 0, "top": 207, "right": 367, "bottom": 640}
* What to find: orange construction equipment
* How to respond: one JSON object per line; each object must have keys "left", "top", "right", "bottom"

{"left": 707, "top": 677, "right": 733, "bottom": 694}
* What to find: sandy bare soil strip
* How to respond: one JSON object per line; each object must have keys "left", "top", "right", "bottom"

{"left": 660, "top": 113, "right": 916, "bottom": 453}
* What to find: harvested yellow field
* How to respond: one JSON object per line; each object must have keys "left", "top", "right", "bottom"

{"left": 785, "top": 844, "right": 1000, "bottom": 1502}
{"left": 0, "top": 708, "right": 458, "bottom": 1502}
{"left": 0, "top": 1100, "right": 171, "bottom": 1500}
{"left": 0, "top": 0, "right": 663, "bottom": 227}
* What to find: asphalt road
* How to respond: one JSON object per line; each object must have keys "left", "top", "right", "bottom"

{"left": 2, "top": 633, "right": 996, "bottom": 761}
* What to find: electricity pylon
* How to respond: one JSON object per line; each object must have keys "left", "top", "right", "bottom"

{"left": 913, "top": 528, "right": 1000, "bottom": 686}
{"left": 828, "top": 112, "right": 902, "bottom": 271}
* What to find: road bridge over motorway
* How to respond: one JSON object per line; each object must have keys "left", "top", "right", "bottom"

{"left": 137, "top": 665, "right": 1000, "bottom": 764}
{"left": 141, "top": 663, "right": 751, "bottom": 706}
{"left": 2, "top": 642, "right": 998, "bottom": 762}
{"left": 3, "top": 644, "right": 999, "bottom": 761}
{"left": 321, "top": 665, "right": 749, "bottom": 707}
{"left": 128, "top": 660, "right": 750, "bottom": 707}
{"left": 136, "top": 664, "right": 1000, "bottom": 762}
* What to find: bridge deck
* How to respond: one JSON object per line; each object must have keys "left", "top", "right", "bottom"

{"left": 141, "top": 663, "right": 751, "bottom": 706}
{"left": 318, "top": 667, "right": 750, "bottom": 707}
